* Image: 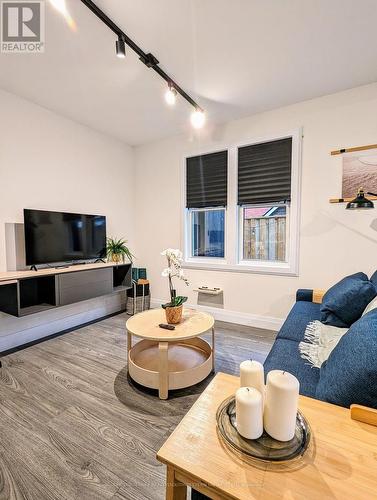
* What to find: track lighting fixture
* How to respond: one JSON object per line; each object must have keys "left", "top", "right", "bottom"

{"left": 57, "top": 1, "right": 206, "bottom": 128}
{"left": 116, "top": 35, "right": 126, "bottom": 58}
{"left": 190, "top": 109, "right": 206, "bottom": 129}
{"left": 165, "top": 85, "right": 177, "bottom": 106}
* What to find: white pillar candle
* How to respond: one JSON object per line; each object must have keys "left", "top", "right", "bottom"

{"left": 264, "top": 370, "right": 300, "bottom": 442}
{"left": 235, "top": 387, "right": 263, "bottom": 440}
{"left": 240, "top": 360, "right": 265, "bottom": 399}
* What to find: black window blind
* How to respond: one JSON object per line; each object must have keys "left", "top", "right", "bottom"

{"left": 238, "top": 138, "right": 292, "bottom": 205}
{"left": 186, "top": 150, "right": 228, "bottom": 208}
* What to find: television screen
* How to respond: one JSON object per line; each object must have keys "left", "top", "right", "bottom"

{"left": 24, "top": 209, "right": 107, "bottom": 265}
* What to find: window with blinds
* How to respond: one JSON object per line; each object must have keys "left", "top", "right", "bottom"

{"left": 183, "top": 131, "right": 300, "bottom": 273}
{"left": 186, "top": 150, "right": 228, "bottom": 208}
{"left": 238, "top": 137, "right": 292, "bottom": 206}
{"left": 238, "top": 137, "right": 293, "bottom": 263}
{"left": 186, "top": 150, "right": 227, "bottom": 259}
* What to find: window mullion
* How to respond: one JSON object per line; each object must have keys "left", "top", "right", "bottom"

{"left": 226, "top": 147, "right": 238, "bottom": 265}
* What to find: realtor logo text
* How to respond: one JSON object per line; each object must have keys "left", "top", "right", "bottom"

{"left": 1, "top": 1, "right": 45, "bottom": 53}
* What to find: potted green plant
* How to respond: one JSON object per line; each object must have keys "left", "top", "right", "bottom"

{"left": 161, "top": 248, "right": 189, "bottom": 324}
{"left": 106, "top": 237, "right": 134, "bottom": 264}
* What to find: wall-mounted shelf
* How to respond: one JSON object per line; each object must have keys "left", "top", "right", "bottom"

{"left": 194, "top": 287, "right": 223, "bottom": 296}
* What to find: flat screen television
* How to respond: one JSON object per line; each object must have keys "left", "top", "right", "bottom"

{"left": 24, "top": 209, "right": 107, "bottom": 266}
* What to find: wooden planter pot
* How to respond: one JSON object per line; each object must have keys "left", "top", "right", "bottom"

{"left": 165, "top": 305, "right": 183, "bottom": 324}
{"left": 111, "top": 254, "right": 123, "bottom": 263}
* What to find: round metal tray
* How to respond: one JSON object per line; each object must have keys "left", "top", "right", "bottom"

{"left": 216, "top": 396, "right": 311, "bottom": 462}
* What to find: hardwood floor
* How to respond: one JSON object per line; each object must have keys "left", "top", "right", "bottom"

{"left": 0, "top": 312, "right": 276, "bottom": 500}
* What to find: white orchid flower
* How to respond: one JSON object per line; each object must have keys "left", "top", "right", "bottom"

{"left": 161, "top": 247, "right": 190, "bottom": 304}
{"left": 161, "top": 248, "right": 175, "bottom": 257}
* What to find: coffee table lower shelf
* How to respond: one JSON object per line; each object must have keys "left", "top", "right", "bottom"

{"left": 128, "top": 338, "right": 213, "bottom": 399}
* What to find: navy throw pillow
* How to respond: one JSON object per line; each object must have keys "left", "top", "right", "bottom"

{"left": 320, "top": 272, "right": 376, "bottom": 327}
{"left": 316, "top": 309, "right": 377, "bottom": 408}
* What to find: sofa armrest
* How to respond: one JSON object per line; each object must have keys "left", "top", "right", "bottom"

{"left": 351, "top": 404, "right": 377, "bottom": 427}
{"left": 296, "top": 289, "right": 326, "bottom": 304}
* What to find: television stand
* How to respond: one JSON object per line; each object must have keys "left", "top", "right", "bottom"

{"left": 94, "top": 258, "right": 106, "bottom": 264}
{"left": 30, "top": 265, "right": 38, "bottom": 272}
{"left": 0, "top": 262, "right": 132, "bottom": 317}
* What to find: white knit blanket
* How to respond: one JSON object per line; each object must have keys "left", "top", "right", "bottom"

{"left": 299, "top": 321, "right": 348, "bottom": 368}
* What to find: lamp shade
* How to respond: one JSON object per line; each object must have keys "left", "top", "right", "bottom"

{"left": 346, "top": 188, "right": 374, "bottom": 210}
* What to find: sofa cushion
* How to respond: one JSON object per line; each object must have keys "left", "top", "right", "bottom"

{"left": 277, "top": 301, "right": 321, "bottom": 342}
{"left": 320, "top": 272, "right": 376, "bottom": 328}
{"left": 316, "top": 309, "right": 377, "bottom": 408}
{"left": 370, "top": 270, "right": 377, "bottom": 290}
{"left": 264, "top": 338, "right": 320, "bottom": 398}
{"left": 362, "top": 295, "right": 377, "bottom": 316}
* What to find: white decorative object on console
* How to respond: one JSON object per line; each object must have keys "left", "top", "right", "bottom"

{"left": 264, "top": 370, "right": 300, "bottom": 441}
{"left": 235, "top": 387, "right": 263, "bottom": 440}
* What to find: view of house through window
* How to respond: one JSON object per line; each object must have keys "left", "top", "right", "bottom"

{"left": 242, "top": 205, "right": 287, "bottom": 261}
{"left": 191, "top": 209, "right": 225, "bottom": 258}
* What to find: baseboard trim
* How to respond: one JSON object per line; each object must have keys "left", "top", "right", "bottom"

{"left": 150, "top": 299, "right": 283, "bottom": 331}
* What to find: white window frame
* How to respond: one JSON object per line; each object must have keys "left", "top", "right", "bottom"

{"left": 181, "top": 129, "right": 302, "bottom": 276}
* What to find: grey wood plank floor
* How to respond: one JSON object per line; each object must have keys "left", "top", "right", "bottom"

{"left": 0, "top": 312, "right": 276, "bottom": 500}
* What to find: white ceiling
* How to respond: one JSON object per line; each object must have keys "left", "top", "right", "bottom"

{"left": 1, "top": 0, "right": 377, "bottom": 146}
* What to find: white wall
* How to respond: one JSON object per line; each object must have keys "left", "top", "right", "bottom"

{"left": 0, "top": 88, "right": 136, "bottom": 270}
{"left": 0, "top": 89, "right": 136, "bottom": 344}
{"left": 134, "top": 83, "right": 377, "bottom": 329}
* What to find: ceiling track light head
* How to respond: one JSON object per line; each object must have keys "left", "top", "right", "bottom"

{"left": 165, "top": 84, "right": 178, "bottom": 105}
{"left": 191, "top": 108, "right": 206, "bottom": 129}
{"left": 116, "top": 35, "right": 126, "bottom": 58}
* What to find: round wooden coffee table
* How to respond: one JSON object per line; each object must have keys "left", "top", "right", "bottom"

{"left": 126, "top": 308, "right": 215, "bottom": 400}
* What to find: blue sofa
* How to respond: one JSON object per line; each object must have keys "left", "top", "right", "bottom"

{"left": 193, "top": 283, "right": 377, "bottom": 500}
{"left": 263, "top": 289, "right": 322, "bottom": 399}
{"left": 264, "top": 277, "right": 377, "bottom": 407}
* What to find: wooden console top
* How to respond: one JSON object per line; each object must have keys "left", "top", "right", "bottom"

{"left": 0, "top": 262, "right": 125, "bottom": 282}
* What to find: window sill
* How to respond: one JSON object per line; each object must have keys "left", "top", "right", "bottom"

{"left": 182, "top": 260, "right": 299, "bottom": 277}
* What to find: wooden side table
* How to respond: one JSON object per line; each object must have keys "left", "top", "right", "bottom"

{"left": 126, "top": 308, "right": 215, "bottom": 400}
{"left": 157, "top": 372, "right": 377, "bottom": 499}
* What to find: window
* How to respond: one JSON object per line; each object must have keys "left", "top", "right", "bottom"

{"left": 191, "top": 208, "right": 225, "bottom": 257}
{"left": 241, "top": 204, "right": 287, "bottom": 261}
{"left": 238, "top": 137, "right": 292, "bottom": 266}
{"left": 185, "top": 150, "right": 228, "bottom": 260}
{"left": 183, "top": 131, "right": 301, "bottom": 275}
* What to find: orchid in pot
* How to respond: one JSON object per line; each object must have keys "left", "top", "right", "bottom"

{"left": 161, "top": 248, "right": 189, "bottom": 324}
